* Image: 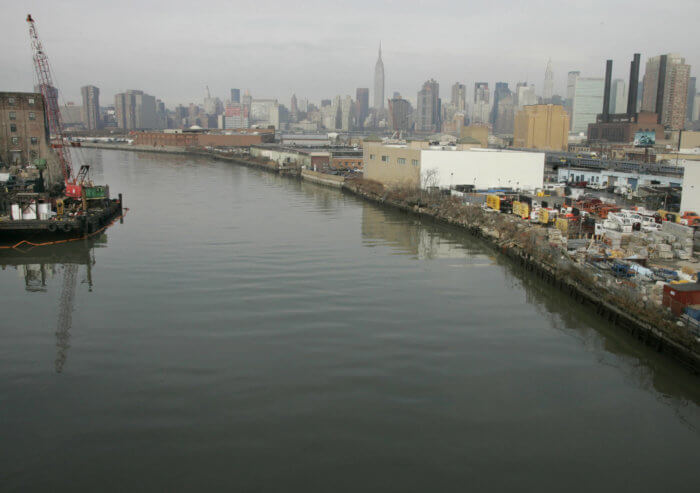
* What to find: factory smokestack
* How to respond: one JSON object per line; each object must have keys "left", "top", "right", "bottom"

{"left": 602, "top": 59, "right": 613, "bottom": 122}
{"left": 655, "top": 54, "right": 667, "bottom": 124}
{"left": 627, "top": 53, "right": 640, "bottom": 116}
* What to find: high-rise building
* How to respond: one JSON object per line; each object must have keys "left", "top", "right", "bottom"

{"left": 250, "top": 99, "right": 280, "bottom": 129}
{"left": 115, "top": 90, "right": 160, "bottom": 129}
{"left": 203, "top": 87, "right": 223, "bottom": 116}
{"left": 491, "top": 82, "right": 510, "bottom": 125}
{"left": 610, "top": 79, "right": 627, "bottom": 114}
{"left": 543, "top": 59, "right": 554, "bottom": 101}
{"left": 416, "top": 79, "right": 439, "bottom": 132}
{"left": 472, "top": 82, "right": 490, "bottom": 124}
{"left": 231, "top": 88, "right": 240, "bottom": 104}
{"left": 641, "top": 53, "right": 690, "bottom": 129}
{"left": 451, "top": 83, "right": 466, "bottom": 112}
{"left": 356, "top": 88, "right": 369, "bottom": 128}
{"left": 221, "top": 102, "right": 249, "bottom": 129}
{"left": 513, "top": 104, "right": 569, "bottom": 150}
{"left": 339, "top": 95, "right": 354, "bottom": 131}
{"left": 565, "top": 71, "right": 580, "bottom": 115}
{"left": 515, "top": 83, "right": 537, "bottom": 109}
{"left": 493, "top": 94, "right": 515, "bottom": 135}
{"left": 571, "top": 78, "right": 604, "bottom": 134}
{"left": 687, "top": 77, "right": 696, "bottom": 122}
{"left": 115, "top": 90, "right": 138, "bottom": 129}
{"left": 290, "top": 94, "right": 298, "bottom": 122}
{"left": 80, "top": 85, "right": 100, "bottom": 131}
{"left": 135, "top": 92, "right": 158, "bottom": 129}
{"left": 373, "top": 43, "right": 385, "bottom": 110}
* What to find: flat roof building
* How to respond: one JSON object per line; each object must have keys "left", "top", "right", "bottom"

{"left": 571, "top": 77, "right": 604, "bottom": 134}
{"left": 513, "top": 104, "right": 569, "bottom": 151}
{"left": 363, "top": 141, "right": 544, "bottom": 191}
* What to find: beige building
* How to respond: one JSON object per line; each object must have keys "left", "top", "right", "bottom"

{"left": 641, "top": 53, "right": 690, "bottom": 130}
{"left": 0, "top": 91, "right": 61, "bottom": 186}
{"left": 363, "top": 142, "right": 421, "bottom": 188}
{"left": 680, "top": 131, "right": 700, "bottom": 151}
{"left": 513, "top": 104, "right": 569, "bottom": 151}
{"left": 459, "top": 125, "right": 489, "bottom": 147}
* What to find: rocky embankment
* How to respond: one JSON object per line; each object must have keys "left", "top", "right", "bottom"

{"left": 343, "top": 177, "right": 700, "bottom": 372}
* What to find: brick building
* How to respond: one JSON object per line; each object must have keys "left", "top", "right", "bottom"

{"left": 587, "top": 111, "right": 664, "bottom": 143}
{"left": 0, "top": 91, "right": 61, "bottom": 186}
{"left": 331, "top": 156, "right": 363, "bottom": 170}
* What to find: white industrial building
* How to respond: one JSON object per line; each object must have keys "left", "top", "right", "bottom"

{"left": 556, "top": 167, "right": 683, "bottom": 189}
{"left": 420, "top": 148, "right": 544, "bottom": 191}
{"left": 681, "top": 163, "right": 700, "bottom": 213}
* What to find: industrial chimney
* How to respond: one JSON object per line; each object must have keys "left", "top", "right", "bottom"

{"left": 655, "top": 54, "right": 668, "bottom": 124}
{"left": 627, "top": 53, "right": 640, "bottom": 116}
{"left": 602, "top": 59, "right": 613, "bottom": 122}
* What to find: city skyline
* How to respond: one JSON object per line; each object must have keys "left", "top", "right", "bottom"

{"left": 2, "top": 0, "right": 698, "bottom": 106}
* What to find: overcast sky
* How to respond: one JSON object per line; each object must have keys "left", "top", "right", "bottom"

{"left": 2, "top": 0, "right": 698, "bottom": 108}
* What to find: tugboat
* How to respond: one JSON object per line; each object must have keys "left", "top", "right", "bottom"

{"left": 0, "top": 15, "right": 124, "bottom": 247}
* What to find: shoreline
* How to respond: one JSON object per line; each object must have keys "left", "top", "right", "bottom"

{"left": 81, "top": 143, "right": 700, "bottom": 373}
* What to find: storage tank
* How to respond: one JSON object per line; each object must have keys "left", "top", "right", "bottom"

{"left": 38, "top": 203, "right": 50, "bottom": 220}
{"left": 11, "top": 204, "right": 22, "bottom": 220}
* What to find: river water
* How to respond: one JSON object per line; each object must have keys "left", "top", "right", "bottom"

{"left": 1, "top": 149, "right": 699, "bottom": 492}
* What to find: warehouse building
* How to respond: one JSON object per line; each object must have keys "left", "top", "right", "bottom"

{"left": 681, "top": 163, "right": 700, "bottom": 213}
{"left": 363, "top": 141, "right": 544, "bottom": 191}
{"left": 0, "top": 91, "right": 62, "bottom": 187}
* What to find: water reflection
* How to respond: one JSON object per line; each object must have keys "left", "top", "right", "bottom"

{"left": 0, "top": 236, "right": 104, "bottom": 373}
{"left": 361, "top": 202, "right": 487, "bottom": 259}
{"left": 360, "top": 200, "right": 700, "bottom": 418}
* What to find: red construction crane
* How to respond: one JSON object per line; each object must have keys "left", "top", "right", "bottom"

{"left": 26, "top": 13, "right": 86, "bottom": 198}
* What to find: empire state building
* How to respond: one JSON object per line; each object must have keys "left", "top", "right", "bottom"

{"left": 373, "top": 43, "right": 385, "bottom": 110}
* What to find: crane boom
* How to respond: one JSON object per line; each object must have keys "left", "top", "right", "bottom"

{"left": 26, "top": 14, "right": 83, "bottom": 198}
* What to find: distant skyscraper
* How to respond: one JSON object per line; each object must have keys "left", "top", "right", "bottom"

{"left": 610, "top": 79, "right": 627, "bottom": 114}
{"left": 543, "top": 59, "right": 554, "bottom": 101}
{"left": 566, "top": 72, "right": 580, "bottom": 101}
{"left": 356, "top": 88, "right": 369, "bottom": 128}
{"left": 290, "top": 94, "right": 298, "bottom": 119}
{"left": 388, "top": 97, "right": 412, "bottom": 132}
{"left": 416, "top": 79, "right": 440, "bottom": 132}
{"left": 494, "top": 94, "right": 515, "bottom": 135}
{"left": 641, "top": 53, "right": 690, "bottom": 129}
{"left": 515, "top": 83, "right": 536, "bottom": 109}
{"left": 472, "top": 82, "right": 490, "bottom": 124}
{"left": 242, "top": 90, "right": 252, "bottom": 114}
{"left": 571, "top": 77, "right": 604, "bottom": 133}
{"left": 687, "top": 77, "right": 696, "bottom": 122}
{"left": 115, "top": 89, "right": 159, "bottom": 129}
{"left": 565, "top": 71, "right": 580, "bottom": 115}
{"left": 491, "top": 82, "right": 511, "bottom": 125}
{"left": 340, "top": 95, "right": 353, "bottom": 131}
{"left": 373, "top": 43, "right": 385, "bottom": 110}
{"left": 231, "top": 88, "right": 240, "bottom": 103}
{"left": 80, "top": 85, "right": 101, "bottom": 130}
{"left": 451, "top": 83, "right": 466, "bottom": 112}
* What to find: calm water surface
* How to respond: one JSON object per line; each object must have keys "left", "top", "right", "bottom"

{"left": 1, "top": 149, "right": 699, "bottom": 492}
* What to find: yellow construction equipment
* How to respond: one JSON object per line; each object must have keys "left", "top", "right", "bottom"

{"left": 486, "top": 194, "right": 501, "bottom": 211}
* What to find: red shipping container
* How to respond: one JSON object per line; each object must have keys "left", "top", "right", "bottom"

{"left": 663, "top": 283, "right": 700, "bottom": 316}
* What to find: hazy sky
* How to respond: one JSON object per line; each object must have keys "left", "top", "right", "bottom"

{"left": 2, "top": 0, "right": 698, "bottom": 108}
